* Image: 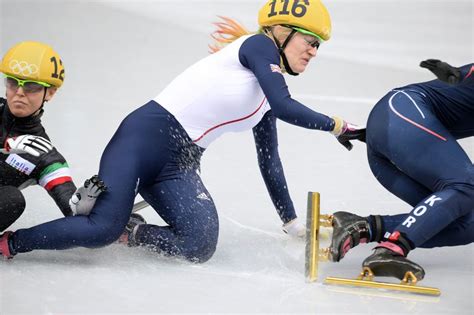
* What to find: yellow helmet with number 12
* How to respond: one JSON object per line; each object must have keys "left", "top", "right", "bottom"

{"left": 258, "top": 0, "right": 331, "bottom": 42}
{"left": 0, "top": 41, "right": 65, "bottom": 88}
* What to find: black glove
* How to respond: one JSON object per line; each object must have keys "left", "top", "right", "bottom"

{"left": 337, "top": 125, "right": 366, "bottom": 151}
{"left": 331, "top": 117, "right": 366, "bottom": 151}
{"left": 420, "top": 59, "right": 461, "bottom": 85}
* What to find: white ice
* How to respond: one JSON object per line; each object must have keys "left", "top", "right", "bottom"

{"left": 0, "top": 0, "right": 473, "bottom": 314}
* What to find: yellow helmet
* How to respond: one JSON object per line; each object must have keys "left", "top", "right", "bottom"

{"left": 258, "top": 0, "right": 331, "bottom": 42}
{"left": 0, "top": 41, "right": 65, "bottom": 88}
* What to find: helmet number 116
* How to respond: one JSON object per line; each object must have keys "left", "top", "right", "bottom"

{"left": 267, "top": 0, "right": 309, "bottom": 18}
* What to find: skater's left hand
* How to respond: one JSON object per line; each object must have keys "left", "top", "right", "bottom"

{"left": 69, "top": 175, "right": 107, "bottom": 216}
{"left": 283, "top": 218, "right": 306, "bottom": 239}
{"left": 331, "top": 117, "right": 366, "bottom": 151}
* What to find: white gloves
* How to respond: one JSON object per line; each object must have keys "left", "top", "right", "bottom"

{"left": 69, "top": 175, "right": 107, "bottom": 216}
{"left": 282, "top": 218, "right": 306, "bottom": 239}
{"left": 0, "top": 135, "right": 54, "bottom": 157}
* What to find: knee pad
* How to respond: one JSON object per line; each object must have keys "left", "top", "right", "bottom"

{"left": 0, "top": 186, "right": 26, "bottom": 231}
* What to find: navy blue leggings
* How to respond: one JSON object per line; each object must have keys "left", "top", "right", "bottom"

{"left": 11, "top": 101, "right": 218, "bottom": 262}
{"left": 366, "top": 90, "right": 474, "bottom": 248}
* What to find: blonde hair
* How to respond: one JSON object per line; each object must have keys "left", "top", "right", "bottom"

{"left": 209, "top": 16, "right": 252, "bottom": 53}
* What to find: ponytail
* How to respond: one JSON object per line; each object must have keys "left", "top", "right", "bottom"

{"left": 209, "top": 16, "right": 252, "bottom": 53}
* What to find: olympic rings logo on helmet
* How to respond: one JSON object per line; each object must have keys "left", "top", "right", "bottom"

{"left": 1, "top": 41, "right": 65, "bottom": 88}
{"left": 8, "top": 59, "right": 39, "bottom": 77}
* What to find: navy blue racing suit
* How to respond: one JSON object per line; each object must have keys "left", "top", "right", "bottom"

{"left": 366, "top": 63, "right": 474, "bottom": 249}
{"left": 8, "top": 34, "right": 337, "bottom": 262}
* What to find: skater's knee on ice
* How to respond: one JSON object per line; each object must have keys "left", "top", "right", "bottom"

{"left": 182, "top": 241, "right": 217, "bottom": 263}
{"left": 0, "top": 186, "right": 26, "bottom": 231}
{"left": 180, "top": 215, "right": 218, "bottom": 262}
{"left": 181, "top": 231, "right": 218, "bottom": 263}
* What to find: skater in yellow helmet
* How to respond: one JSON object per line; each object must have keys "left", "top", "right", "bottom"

{"left": 0, "top": 41, "right": 65, "bottom": 117}
{"left": 211, "top": 0, "right": 331, "bottom": 75}
{"left": 0, "top": 41, "right": 105, "bottom": 237}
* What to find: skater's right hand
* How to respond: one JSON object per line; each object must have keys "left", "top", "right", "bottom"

{"left": 420, "top": 59, "right": 461, "bottom": 85}
{"left": 69, "top": 175, "right": 107, "bottom": 216}
{"left": 1, "top": 135, "right": 54, "bottom": 157}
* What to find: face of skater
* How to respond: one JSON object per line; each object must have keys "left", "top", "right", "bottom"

{"left": 4, "top": 76, "right": 57, "bottom": 117}
{"left": 271, "top": 25, "right": 320, "bottom": 74}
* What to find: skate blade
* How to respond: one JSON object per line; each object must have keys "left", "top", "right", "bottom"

{"left": 305, "top": 192, "right": 332, "bottom": 282}
{"left": 324, "top": 276, "right": 441, "bottom": 296}
{"left": 132, "top": 200, "right": 149, "bottom": 213}
{"left": 324, "top": 283, "right": 441, "bottom": 303}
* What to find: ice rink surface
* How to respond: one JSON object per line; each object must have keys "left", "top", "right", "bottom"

{"left": 0, "top": 0, "right": 473, "bottom": 314}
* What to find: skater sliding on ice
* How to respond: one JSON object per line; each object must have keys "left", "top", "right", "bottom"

{"left": 0, "top": 0, "right": 365, "bottom": 262}
{"left": 0, "top": 41, "right": 105, "bottom": 236}
{"left": 329, "top": 59, "right": 474, "bottom": 282}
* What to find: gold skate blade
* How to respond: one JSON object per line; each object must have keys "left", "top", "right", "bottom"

{"left": 325, "top": 283, "right": 441, "bottom": 303}
{"left": 324, "top": 276, "right": 441, "bottom": 296}
{"left": 305, "top": 192, "right": 320, "bottom": 282}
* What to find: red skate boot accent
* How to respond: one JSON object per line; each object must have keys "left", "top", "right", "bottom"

{"left": 362, "top": 232, "right": 424, "bottom": 281}
{"left": 329, "top": 212, "right": 383, "bottom": 262}
{"left": 0, "top": 232, "right": 14, "bottom": 259}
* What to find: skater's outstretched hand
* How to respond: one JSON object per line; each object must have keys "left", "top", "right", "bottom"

{"left": 0, "top": 135, "right": 54, "bottom": 157}
{"left": 283, "top": 218, "right": 305, "bottom": 239}
{"left": 69, "top": 175, "right": 107, "bottom": 216}
{"left": 331, "top": 117, "right": 366, "bottom": 151}
{"left": 420, "top": 59, "right": 461, "bottom": 85}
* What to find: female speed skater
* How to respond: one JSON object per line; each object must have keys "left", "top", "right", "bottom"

{"left": 0, "top": 0, "right": 365, "bottom": 263}
{"left": 0, "top": 41, "right": 105, "bottom": 234}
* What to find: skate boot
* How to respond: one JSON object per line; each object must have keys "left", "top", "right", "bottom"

{"left": 118, "top": 213, "right": 147, "bottom": 247}
{"left": 0, "top": 232, "right": 14, "bottom": 259}
{"left": 329, "top": 212, "right": 383, "bottom": 262}
{"left": 362, "top": 232, "right": 424, "bottom": 281}
{"left": 324, "top": 230, "right": 439, "bottom": 295}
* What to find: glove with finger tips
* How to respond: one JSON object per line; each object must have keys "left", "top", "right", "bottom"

{"left": 1, "top": 135, "right": 54, "bottom": 157}
{"left": 420, "top": 59, "right": 461, "bottom": 85}
{"left": 84, "top": 175, "right": 107, "bottom": 197}
{"left": 69, "top": 175, "right": 107, "bottom": 216}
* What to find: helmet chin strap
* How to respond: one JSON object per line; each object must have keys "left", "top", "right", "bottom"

{"left": 31, "top": 87, "right": 47, "bottom": 117}
{"left": 268, "top": 28, "right": 299, "bottom": 76}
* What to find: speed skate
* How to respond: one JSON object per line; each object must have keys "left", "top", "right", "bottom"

{"left": 305, "top": 191, "right": 441, "bottom": 296}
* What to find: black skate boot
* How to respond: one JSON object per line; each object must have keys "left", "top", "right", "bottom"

{"left": 0, "top": 231, "right": 14, "bottom": 259}
{"left": 363, "top": 232, "right": 425, "bottom": 281}
{"left": 118, "top": 213, "right": 147, "bottom": 247}
{"left": 329, "top": 212, "right": 383, "bottom": 262}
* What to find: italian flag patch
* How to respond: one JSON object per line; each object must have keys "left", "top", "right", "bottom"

{"left": 39, "top": 162, "right": 72, "bottom": 191}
